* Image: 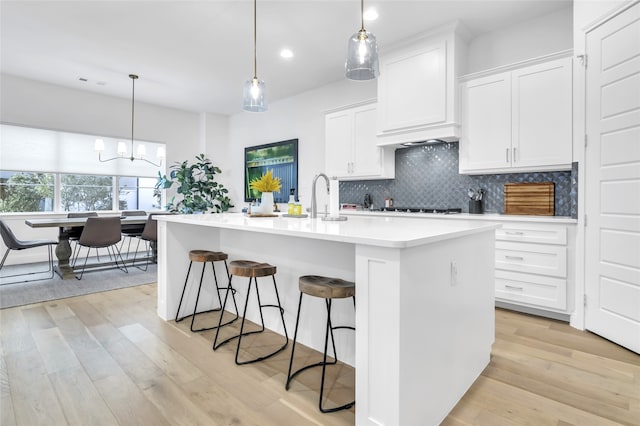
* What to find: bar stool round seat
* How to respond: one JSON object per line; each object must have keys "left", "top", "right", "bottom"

{"left": 298, "top": 275, "right": 356, "bottom": 299}
{"left": 213, "top": 259, "right": 288, "bottom": 365}
{"left": 189, "top": 250, "right": 228, "bottom": 263}
{"left": 286, "top": 275, "right": 356, "bottom": 413}
{"left": 175, "top": 249, "right": 239, "bottom": 333}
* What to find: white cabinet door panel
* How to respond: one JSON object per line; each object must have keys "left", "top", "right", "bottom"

{"left": 352, "top": 105, "right": 381, "bottom": 177}
{"left": 325, "top": 111, "right": 352, "bottom": 177}
{"left": 459, "top": 72, "right": 511, "bottom": 172}
{"left": 512, "top": 57, "right": 572, "bottom": 168}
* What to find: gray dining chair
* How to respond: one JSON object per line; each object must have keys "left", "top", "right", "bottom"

{"left": 66, "top": 211, "right": 98, "bottom": 265}
{"left": 132, "top": 212, "right": 171, "bottom": 271}
{"left": 120, "top": 210, "right": 146, "bottom": 257}
{"left": 75, "top": 216, "right": 128, "bottom": 280}
{"left": 0, "top": 219, "right": 57, "bottom": 284}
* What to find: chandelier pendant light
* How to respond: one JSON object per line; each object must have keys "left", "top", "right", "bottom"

{"left": 345, "top": 0, "right": 379, "bottom": 80}
{"left": 242, "top": 0, "right": 267, "bottom": 112}
{"left": 94, "top": 74, "right": 165, "bottom": 166}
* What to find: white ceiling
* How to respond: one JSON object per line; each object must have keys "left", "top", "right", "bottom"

{"left": 1, "top": 0, "right": 571, "bottom": 116}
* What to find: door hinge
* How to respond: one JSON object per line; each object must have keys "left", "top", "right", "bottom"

{"left": 577, "top": 54, "right": 588, "bottom": 68}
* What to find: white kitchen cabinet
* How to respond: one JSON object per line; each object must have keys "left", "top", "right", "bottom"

{"left": 376, "top": 24, "right": 468, "bottom": 146}
{"left": 325, "top": 102, "right": 395, "bottom": 180}
{"left": 459, "top": 53, "right": 573, "bottom": 174}
{"left": 494, "top": 222, "right": 573, "bottom": 311}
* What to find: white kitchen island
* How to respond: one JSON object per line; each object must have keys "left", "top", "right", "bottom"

{"left": 155, "top": 213, "right": 499, "bottom": 425}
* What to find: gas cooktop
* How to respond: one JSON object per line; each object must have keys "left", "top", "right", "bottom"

{"left": 377, "top": 207, "right": 462, "bottom": 214}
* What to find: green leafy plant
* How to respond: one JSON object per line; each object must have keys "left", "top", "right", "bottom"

{"left": 156, "top": 154, "right": 233, "bottom": 213}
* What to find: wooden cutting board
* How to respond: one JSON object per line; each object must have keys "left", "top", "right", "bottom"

{"left": 504, "top": 182, "right": 555, "bottom": 216}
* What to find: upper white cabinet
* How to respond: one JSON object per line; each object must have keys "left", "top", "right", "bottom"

{"left": 325, "top": 102, "right": 395, "bottom": 180}
{"left": 459, "top": 53, "right": 573, "bottom": 174}
{"left": 376, "top": 24, "right": 468, "bottom": 146}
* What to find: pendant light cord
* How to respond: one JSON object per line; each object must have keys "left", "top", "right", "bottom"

{"left": 360, "top": 0, "right": 365, "bottom": 31}
{"left": 129, "top": 74, "right": 137, "bottom": 160}
{"left": 253, "top": 0, "right": 258, "bottom": 79}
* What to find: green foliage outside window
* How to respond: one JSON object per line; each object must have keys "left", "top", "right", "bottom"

{"left": 0, "top": 172, "right": 54, "bottom": 212}
{"left": 61, "top": 174, "right": 113, "bottom": 211}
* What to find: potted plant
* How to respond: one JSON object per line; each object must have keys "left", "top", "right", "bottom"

{"left": 156, "top": 154, "right": 233, "bottom": 213}
{"left": 249, "top": 170, "right": 281, "bottom": 214}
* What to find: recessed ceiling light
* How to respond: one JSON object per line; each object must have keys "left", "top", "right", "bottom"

{"left": 78, "top": 77, "right": 88, "bottom": 82}
{"left": 280, "top": 48, "right": 293, "bottom": 59}
{"left": 363, "top": 8, "right": 378, "bottom": 21}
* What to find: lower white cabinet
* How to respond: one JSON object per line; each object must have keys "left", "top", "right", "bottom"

{"left": 495, "top": 222, "right": 573, "bottom": 312}
{"left": 325, "top": 102, "right": 395, "bottom": 180}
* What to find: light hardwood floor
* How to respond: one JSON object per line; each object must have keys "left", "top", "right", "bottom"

{"left": 1, "top": 283, "right": 638, "bottom": 425}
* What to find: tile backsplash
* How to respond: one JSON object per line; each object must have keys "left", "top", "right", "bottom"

{"left": 340, "top": 142, "right": 577, "bottom": 217}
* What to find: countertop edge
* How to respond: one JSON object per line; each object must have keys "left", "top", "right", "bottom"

{"left": 339, "top": 210, "right": 578, "bottom": 224}
{"left": 156, "top": 213, "right": 501, "bottom": 248}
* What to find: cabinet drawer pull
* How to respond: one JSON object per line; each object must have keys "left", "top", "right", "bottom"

{"left": 513, "top": 147, "right": 517, "bottom": 163}
{"left": 505, "top": 255, "right": 524, "bottom": 261}
{"left": 505, "top": 284, "right": 524, "bottom": 291}
{"left": 505, "top": 231, "right": 525, "bottom": 236}
{"left": 506, "top": 147, "right": 510, "bottom": 163}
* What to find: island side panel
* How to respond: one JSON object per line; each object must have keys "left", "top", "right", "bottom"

{"left": 399, "top": 230, "right": 495, "bottom": 425}
{"left": 157, "top": 220, "right": 223, "bottom": 320}
{"left": 355, "top": 230, "right": 495, "bottom": 426}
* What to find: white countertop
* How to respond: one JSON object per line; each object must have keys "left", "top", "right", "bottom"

{"left": 157, "top": 212, "right": 500, "bottom": 248}
{"left": 339, "top": 209, "right": 578, "bottom": 224}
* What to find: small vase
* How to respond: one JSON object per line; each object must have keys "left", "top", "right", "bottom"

{"left": 260, "top": 192, "right": 274, "bottom": 214}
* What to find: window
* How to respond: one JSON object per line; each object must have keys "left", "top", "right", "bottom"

{"left": 119, "top": 177, "right": 162, "bottom": 211}
{"left": 0, "top": 171, "right": 54, "bottom": 212}
{"left": 61, "top": 174, "right": 113, "bottom": 212}
{"left": 0, "top": 124, "right": 166, "bottom": 213}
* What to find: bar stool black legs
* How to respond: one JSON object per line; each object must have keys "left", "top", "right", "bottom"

{"left": 175, "top": 250, "right": 239, "bottom": 332}
{"left": 285, "top": 275, "right": 356, "bottom": 413}
{"left": 213, "top": 260, "right": 288, "bottom": 365}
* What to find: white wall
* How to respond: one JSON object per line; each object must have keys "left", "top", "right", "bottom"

{"left": 226, "top": 79, "right": 376, "bottom": 212}
{"left": 467, "top": 6, "right": 573, "bottom": 73}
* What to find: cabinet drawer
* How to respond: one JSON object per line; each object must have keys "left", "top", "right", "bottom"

{"left": 496, "top": 225, "right": 567, "bottom": 245}
{"left": 496, "top": 270, "right": 567, "bottom": 310}
{"left": 496, "top": 241, "right": 567, "bottom": 277}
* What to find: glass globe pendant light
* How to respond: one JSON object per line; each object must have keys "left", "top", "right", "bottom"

{"left": 242, "top": 0, "right": 267, "bottom": 112}
{"left": 345, "top": 0, "right": 379, "bottom": 80}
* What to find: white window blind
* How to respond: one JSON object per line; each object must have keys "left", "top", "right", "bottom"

{"left": 0, "top": 124, "right": 165, "bottom": 178}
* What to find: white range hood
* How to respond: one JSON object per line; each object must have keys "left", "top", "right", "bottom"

{"left": 374, "top": 22, "right": 468, "bottom": 148}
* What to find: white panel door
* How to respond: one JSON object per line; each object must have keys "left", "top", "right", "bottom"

{"left": 512, "top": 57, "right": 573, "bottom": 168}
{"left": 585, "top": 1, "right": 640, "bottom": 354}
{"left": 459, "top": 72, "right": 512, "bottom": 172}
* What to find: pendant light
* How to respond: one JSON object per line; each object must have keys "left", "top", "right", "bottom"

{"left": 242, "top": 0, "right": 267, "bottom": 112}
{"left": 94, "top": 74, "right": 165, "bottom": 166}
{"left": 345, "top": 0, "right": 379, "bottom": 80}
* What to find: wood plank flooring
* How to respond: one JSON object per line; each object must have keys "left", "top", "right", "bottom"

{"left": 1, "top": 284, "right": 638, "bottom": 425}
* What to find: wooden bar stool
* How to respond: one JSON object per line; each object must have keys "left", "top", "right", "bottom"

{"left": 286, "top": 275, "right": 356, "bottom": 413}
{"left": 213, "top": 260, "right": 288, "bottom": 365}
{"left": 175, "top": 250, "right": 239, "bottom": 332}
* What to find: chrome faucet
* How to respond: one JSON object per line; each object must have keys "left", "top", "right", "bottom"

{"left": 310, "top": 173, "right": 330, "bottom": 218}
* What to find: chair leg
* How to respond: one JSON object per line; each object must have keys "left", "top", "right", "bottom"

{"left": 213, "top": 275, "right": 288, "bottom": 365}
{"left": 0, "top": 245, "right": 55, "bottom": 285}
{"left": 286, "top": 292, "right": 305, "bottom": 390}
{"left": 176, "top": 261, "right": 239, "bottom": 332}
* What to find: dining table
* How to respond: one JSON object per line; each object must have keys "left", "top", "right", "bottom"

{"left": 25, "top": 215, "right": 149, "bottom": 279}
